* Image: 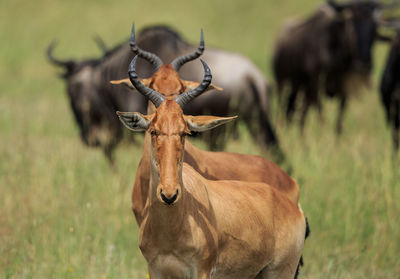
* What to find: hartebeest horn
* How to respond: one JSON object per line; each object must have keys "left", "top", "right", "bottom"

{"left": 175, "top": 59, "right": 211, "bottom": 107}
{"left": 46, "top": 41, "right": 76, "bottom": 69}
{"left": 171, "top": 30, "right": 205, "bottom": 72}
{"left": 129, "top": 23, "right": 163, "bottom": 71}
{"left": 129, "top": 55, "right": 165, "bottom": 107}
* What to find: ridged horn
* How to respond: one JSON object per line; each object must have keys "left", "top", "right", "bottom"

{"left": 171, "top": 29, "right": 205, "bottom": 72}
{"left": 129, "top": 23, "right": 163, "bottom": 71}
{"left": 128, "top": 55, "right": 165, "bottom": 107}
{"left": 175, "top": 59, "right": 211, "bottom": 108}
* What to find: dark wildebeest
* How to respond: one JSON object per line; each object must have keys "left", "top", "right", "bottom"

{"left": 274, "top": 0, "right": 394, "bottom": 134}
{"left": 380, "top": 27, "right": 400, "bottom": 152}
{"left": 47, "top": 25, "right": 281, "bottom": 164}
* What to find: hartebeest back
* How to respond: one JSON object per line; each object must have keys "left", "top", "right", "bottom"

{"left": 117, "top": 56, "right": 306, "bottom": 279}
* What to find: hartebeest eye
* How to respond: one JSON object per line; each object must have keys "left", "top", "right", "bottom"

{"left": 150, "top": 130, "right": 158, "bottom": 136}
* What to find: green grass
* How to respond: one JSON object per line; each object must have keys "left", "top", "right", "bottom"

{"left": 1, "top": 0, "right": 399, "bottom": 278}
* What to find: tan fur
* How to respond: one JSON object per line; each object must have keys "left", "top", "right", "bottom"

{"left": 136, "top": 100, "right": 305, "bottom": 279}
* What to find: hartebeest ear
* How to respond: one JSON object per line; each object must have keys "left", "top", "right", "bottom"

{"left": 183, "top": 115, "right": 237, "bottom": 132}
{"left": 110, "top": 78, "right": 152, "bottom": 89}
{"left": 182, "top": 80, "right": 223, "bottom": 92}
{"left": 116, "top": 111, "right": 154, "bottom": 132}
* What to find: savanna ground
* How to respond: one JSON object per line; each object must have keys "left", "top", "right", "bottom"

{"left": 1, "top": 0, "right": 399, "bottom": 278}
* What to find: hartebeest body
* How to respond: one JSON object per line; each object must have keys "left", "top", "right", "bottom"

{"left": 117, "top": 57, "right": 306, "bottom": 278}
{"left": 112, "top": 25, "right": 302, "bottom": 225}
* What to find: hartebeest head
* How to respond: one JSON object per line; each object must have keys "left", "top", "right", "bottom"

{"left": 117, "top": 56, "right": 236, "bottom": 206}
{"left": 111, "top": 23, "right": 221, "bottom": 102}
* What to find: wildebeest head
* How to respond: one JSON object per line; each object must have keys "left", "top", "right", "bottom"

{"left": 328, "top": 0, "right": 396, "bottom": 72}
{"left": 47, "top": 42, "right": 120, "bottom": 160}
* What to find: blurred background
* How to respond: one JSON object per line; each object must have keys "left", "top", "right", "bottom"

{"left": 1, "top": 0, "right": 399, "bottom": 278}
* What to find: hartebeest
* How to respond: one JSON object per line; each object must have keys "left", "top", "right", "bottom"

{"left": 117, "top": 55, "right": 306, "bottom": 279}
{"left": 111, "top": 25, "right": 302, "bottom": 226}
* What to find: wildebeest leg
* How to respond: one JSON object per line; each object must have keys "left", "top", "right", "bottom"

{"left": 207, "top": 127, "right": 226, "bottom": 151}
{"left": 275, "top": 79, "right": 285, "bottom": 123}
{"left": 317, "top": 98, "right": 325, "bottom": 126}
{"left": 393, "top": 99, "right": 400, "bottom": 152}
{"left": 299, "top": 100, "right": 310, "bottom": 135}
{"left": 104, "top": 145, "right": 115, "bottom": 167}
{"left": 245, "top": 106, "right": 285, "bottom": 163}
{"left": 229, "top": 118, "right": 240, "bottom": 140}
{"left": 336, "top": 97, "right": 347, "bottom": 136}
{"left": 286, "top": 81, "right": 300, "bottom": 123}
{"left": 261, "top": 114, "right": 285, "bottom": 163}
{"left": 300, "top": 80, "right": 318, "bottom": 133}
{"left": 394, "top": 128, "right": 400, "bottom": 152}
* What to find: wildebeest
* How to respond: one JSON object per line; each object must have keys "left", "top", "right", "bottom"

{"left": 380, "top": 28, "right": 400, "bottom": 152}
{"left": 47, "top": 25, "right": 280, "bottom": 164}
{"left": 47, "top": 40, "right": 148, "bottom": 164}
{"left": 117, "top": 54, "right": 306, "bottom": 279}
{"left": 274, "top": 0, "right": 394, "bottom": 134}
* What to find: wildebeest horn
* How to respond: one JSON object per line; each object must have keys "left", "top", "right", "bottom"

{"left": 377, "top": 17, "right": 400, "bottom": 29}
{"left": 128, "top": 55, "right": 165, "bottom": 107}
{"left": 327, "top": 0, "right": 348, "bottom": 10}
{"left": 175, "top": 59, "right": 211, "bottom": 108}
{"left": 46, "top": 41, "right": 76, "bottom": 70}
{"left": 129, "top": 23, "right": 163, "bottom": 71}
{"left": 330, "top": 0, "right": 398, "bottom": 9}
{"left": 171, "top": 30, "right": 205, "bottom": 72}
{"left": 93, "top": 34, "right": 108, "bottom": 54}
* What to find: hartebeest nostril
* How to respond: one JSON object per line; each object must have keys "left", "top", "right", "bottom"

{"left": 160, "top": 190, "right": 178, "bottom": 205}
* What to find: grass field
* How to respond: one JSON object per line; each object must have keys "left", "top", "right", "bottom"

{"left": 1, "top": 0, "right": 399, "bottom": 278}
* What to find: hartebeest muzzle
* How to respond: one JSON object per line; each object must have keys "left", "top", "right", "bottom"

{"left": 160, "top": 189, "right": 179, "bottom": 205}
